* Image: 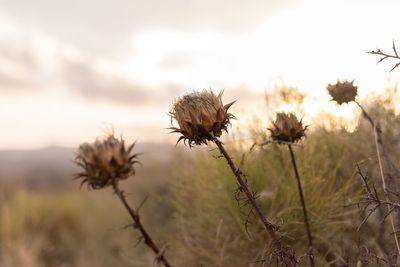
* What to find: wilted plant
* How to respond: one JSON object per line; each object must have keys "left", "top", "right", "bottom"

{"left": 327, "top": 80, "right": 358, "bottom": 105}
{"left": 74, "top": 134, "right": 172, "bottom": 267}
{"left": 169, "top": 90, "right": 235, "bottom": 146}
{"left": 327, "top": 79, "right": 400, "bottom": 264}
{"left": 267, "top": 112, "right": 314, "bottom": 267}
{"left": 75, "top": 135, "right": 139, "bottom": 189}
{"left": 269, "top": 112, "right": 307, "bottom": 143}
{"left": 169, "top": 90, "right": 297, "bottom": 266}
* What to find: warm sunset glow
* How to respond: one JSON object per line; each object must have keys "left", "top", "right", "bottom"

{"left": 0, "top": 0, "right": 399, "bottom": 148}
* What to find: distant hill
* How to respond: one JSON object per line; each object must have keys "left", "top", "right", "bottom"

{"left": 0, "top": 143, "right": 175, "bottom": 189}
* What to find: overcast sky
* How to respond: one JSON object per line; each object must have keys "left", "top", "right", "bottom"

{"left": 0, "top": 0, "right": 400, "bottom": 149}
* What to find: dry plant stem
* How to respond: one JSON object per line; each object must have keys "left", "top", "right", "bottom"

{"left": 288, "top": 145, "right": 315, "bottom": 267}
{"left": 372, "top": 125, "right": 400, "bottom": 261}
{"left": 112, "top": 181, "right": 172, "bottom": 267}
{"left": 368, "top": 41, "right": 400, "bottom": 71}
{"left": 210, "top": 135, "right": 278, "bottom": 239}
{"left": 355, "top": 101, "right": 400, "bottom": 260}
{"left": 355, "top": 101, "right": 400, "bottom": 177}
{"left": 210, "top": 135, "right": 298, "bottom": 266}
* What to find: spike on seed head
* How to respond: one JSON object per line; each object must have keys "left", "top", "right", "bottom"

{"left": 269, "top": 112, "right": 307, "bottom": 143}
{"left": 169, "top": 90, "right": 236, "bottom": 146}
{"left": 327, "top": 79, "right": 358, "bottom": 105}
{"left": 74, "top": 134, "right": 140, "bottom": 189}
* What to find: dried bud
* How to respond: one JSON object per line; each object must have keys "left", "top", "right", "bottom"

{"left": 169, "top": 90, "right": 235, "bottom": 146}
{"left": 269, "top": 112, "right": 307, "bottom": 143}
{"left": 74, "top": 135, "right": 140, "bottom": 189}
{"left": 327, "top": 80, "right": 358, "bottom": 105}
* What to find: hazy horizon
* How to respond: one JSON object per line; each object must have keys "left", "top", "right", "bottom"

{"left": 1, "top": 0, "right": 400, "bottom": 149}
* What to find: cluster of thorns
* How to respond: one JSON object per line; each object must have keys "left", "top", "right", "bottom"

{"left": 349, "top": 164, "right": 400, "bottom": 232}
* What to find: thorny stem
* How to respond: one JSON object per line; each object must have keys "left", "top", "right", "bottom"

{"left": 211, "top": 135, "right": 277, "bottom": 237}
{"left": 112, "top": 181, "right": 172, "bottom": 267}
{"left": 368, "top": 41, "right": 400, "bottom": 71}
{"left": 355, "top": 101, "right": 400, "bottom": 261}
{"left": 210, "top": 134, "right": 297, "bottom": 266}
{"left": 373, "top": 123, "right": 400, "bottom": 264}
{"left": 355, "top": 101, "right": 400, "bottom": 177}
{"left": 288, "top": 145, "right": 315, "bottom": 267}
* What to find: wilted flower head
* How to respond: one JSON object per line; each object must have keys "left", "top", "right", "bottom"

{"left": 169, "top": 90, "right": 235, "bottom": 146}
{"left": 327, "top": 80, "right": 358, "bottom": 105}
{"left": 269, "top": 112, "right": 307, "bottom": 143}
{"left": 74, "top": 134, "right": 140, "bottom": 189}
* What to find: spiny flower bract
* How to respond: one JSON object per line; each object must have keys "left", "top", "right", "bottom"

{"left": 269, "top": 112, "right": 307, "bottom": 143}
{"left": 74, "top": 134, "right": 140, "bottom": 189}
{"left": 327, "top": 80, "right": 358, "bottom": 105}
{"left": 169, "top": 90, "right": 235, "bottom": 146}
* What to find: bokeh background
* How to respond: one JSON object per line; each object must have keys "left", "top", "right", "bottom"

{"left": 0, "top": 0, "right": 399, "bottom": 148}
{"left": 1, "top": 0, "right": 400, "bottom": 266}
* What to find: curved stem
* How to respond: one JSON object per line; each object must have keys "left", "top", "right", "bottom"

{"left": 355, "top": 101, "right": 400, "bottom": 176}
{"left": 210, "top": 134, "right": 297, "bottom": 266}
{"left": 211, "top": 135, "right": 277, "bottom": 237}
{"left": 288, "top": 144, "right": 315, "bottom": 267}
{"left": 112, "top": 182, "right": 172, "bottom": 267}
{"left": 355, "top": 101, "right": 400, "bottom": 261}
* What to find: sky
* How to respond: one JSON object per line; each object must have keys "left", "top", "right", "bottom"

{"left": 0, "top": 0, "right": 400, "bottom": 149}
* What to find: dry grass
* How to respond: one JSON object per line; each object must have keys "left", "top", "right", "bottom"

{"left": 1, "top": 86, "right": 400, "bottom": 266}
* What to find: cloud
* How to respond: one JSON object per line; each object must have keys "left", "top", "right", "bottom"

{"left": 0, "top": 0, "right": 298, "bottom": 56}
{"left": 61, "top": 58, "right": 183, "bottom": 107}
{"left": 0, "top": 18, "right": 183, "bottom": 107}
{"left": 0, "top": 37, "right": 45, "bottom": 91}
{"left": 0, "top": 17, "right": 186, "bottom": 107}
{"left": 158, "top": 52, "right": 193, "bottom": 70}
{"left": 0, "top": 72, "right": 34, "bottom": 90}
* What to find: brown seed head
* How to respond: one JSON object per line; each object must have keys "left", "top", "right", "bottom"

{"left": 74, "top": 134, "right": 140, "bottom": 189}
{"left": 327, "top": 80, "right": 358, "bottom": 105}
{"left": 169, "top": 90, "right": 236, "bottom": 146}
{"left": 269, "top": 112, "right": 307, "bottom": 143}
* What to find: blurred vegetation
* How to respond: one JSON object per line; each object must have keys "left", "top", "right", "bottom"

{"left": 0, "top": 164, "right": 175, "bottom": 267}
{"left": 0, "top": 86, "right": 400, "bottom": 266}
{"left": 169, "top": 86, "right": 400, "bottom": 266}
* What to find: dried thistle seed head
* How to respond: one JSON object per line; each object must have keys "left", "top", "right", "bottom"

{"left": 327, "top": 80, "right": 358, "bottom": 105}
{"left": 269, "top": 112, "right": 307, "bottom": 143}
{"left": 169, "top": 90, "right": 236, "bottom": 146}
{"left": 74, "top": 134, "right": 139, "bottom": 189}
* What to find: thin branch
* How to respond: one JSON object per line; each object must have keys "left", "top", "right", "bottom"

{"left": 112, "top": 181, "right": 172, "bottom": 267}
{"left": 355, "top": 101, "right": 400, "bottom": 259}
{"left": 288, "top": 144, "right": 315, "bottom": 267}
{"left": 373, "top": 125, "right": 400, "bottom": 256}
{"left": 357, "top": 204, "right": 380, "bottom": 232}
{"left": 210, "top": 135, "right": 279, "bottom": 237}
{"left": 209, "top": 134, "right": 297, "bottom": 266}
{"left": 349, "top": 167, "right": 400, "bottom": 213}
{"left": 368, "top": 41, "right": 400, "bottom": 71}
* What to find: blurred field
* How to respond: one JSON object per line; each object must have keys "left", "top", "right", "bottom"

{"left": 0, "top": 143, "right": 176, "bottom": 267}
{"left": 1, "top": 88, "right": 400, "bottom": 266}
